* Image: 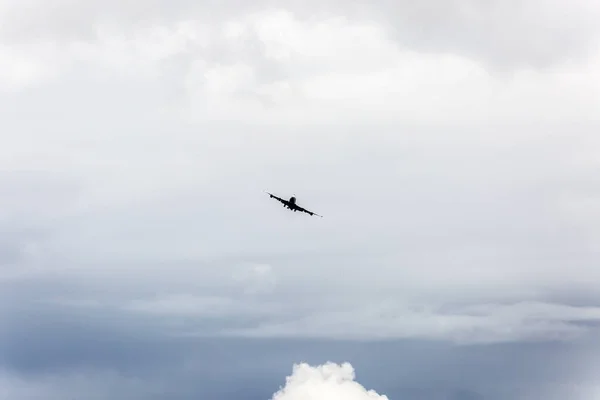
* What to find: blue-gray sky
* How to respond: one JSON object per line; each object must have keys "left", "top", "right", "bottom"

{"left": 2, "top": 0, "right": 600, "bottom": 399}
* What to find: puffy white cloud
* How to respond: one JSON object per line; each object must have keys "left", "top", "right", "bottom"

{"left": 272, "top": 362, "right": 388, "bottom": 400}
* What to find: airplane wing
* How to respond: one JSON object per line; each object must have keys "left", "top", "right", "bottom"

{"left": 296, "top": 205, "right": 323, "bottom": 217}
{"left": 266, "top": 192, "right": 288, "bottom": 205}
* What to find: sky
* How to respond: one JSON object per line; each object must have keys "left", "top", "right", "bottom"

{"left": 2, "top": 0, "right": 600, "bottom": 399}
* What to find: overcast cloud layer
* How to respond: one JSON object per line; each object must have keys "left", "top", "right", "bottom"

{"left": 2, "top": 0, "right": 600, "bottom": 398}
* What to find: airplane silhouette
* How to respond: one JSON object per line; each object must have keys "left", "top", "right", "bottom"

{"left": 266, "top": 192, "right": 322, "bottom": 217}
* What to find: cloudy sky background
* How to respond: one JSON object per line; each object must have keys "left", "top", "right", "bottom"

{"left": 2, "top": 0, "right": 600, "bottom": 398}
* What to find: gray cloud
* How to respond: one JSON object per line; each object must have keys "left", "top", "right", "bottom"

{"left": 2, "top": 0, "right": 598, "bottom": 70}
{"left": 2, "top": 0, "right": 600, "bottom": 398}
{"left": 0, "top": 172, "right": 81, "bottom": 278}
{"left": 370, "top": 0, "right": 600, "bottom": 69}
{"left": 1, "top": 298, "right": 599, "bottom": 400}
{"left": 2, "top": 120, "right": 600, "bottom": 344}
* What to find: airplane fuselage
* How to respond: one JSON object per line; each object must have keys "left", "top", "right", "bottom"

{"left": 285, "top": 196, "right": 298, "bottom": 210}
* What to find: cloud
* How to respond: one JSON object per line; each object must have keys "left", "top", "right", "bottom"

{"left": 3, "top": 2, "right": 600, "bottom": 118}
{"left": 2, "top": 0, "right": 599, "bottom": 70}
{"left": 122, "top": 292, "right": 281, "bottom": 321}
{"left": 272, "top": 362, "right": 388, "bottom": 400}
{"left": 0, "top": 368, "right": 158, "bottom": 400}
{"left": 1, "top": 299, "right": 598, "bottom": 400}
{"left": 220, "top": 301, "right": 600, "bottom": 344}
{"left": 0, "top": 171, "right": 81, "bottom": 280}
{"left": 232, "top": 262, "right": 277, "bottom": 294}
{"left": 2, "top": 2, "right": 600, "bottom": 398}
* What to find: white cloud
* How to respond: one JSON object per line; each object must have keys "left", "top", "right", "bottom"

{"left": 271, "top": 362, "right": 388, "bottom": 400}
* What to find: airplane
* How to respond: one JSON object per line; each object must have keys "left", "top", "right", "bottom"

{"left": 266, "top": 192, "right": 323, "bottom": 217}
